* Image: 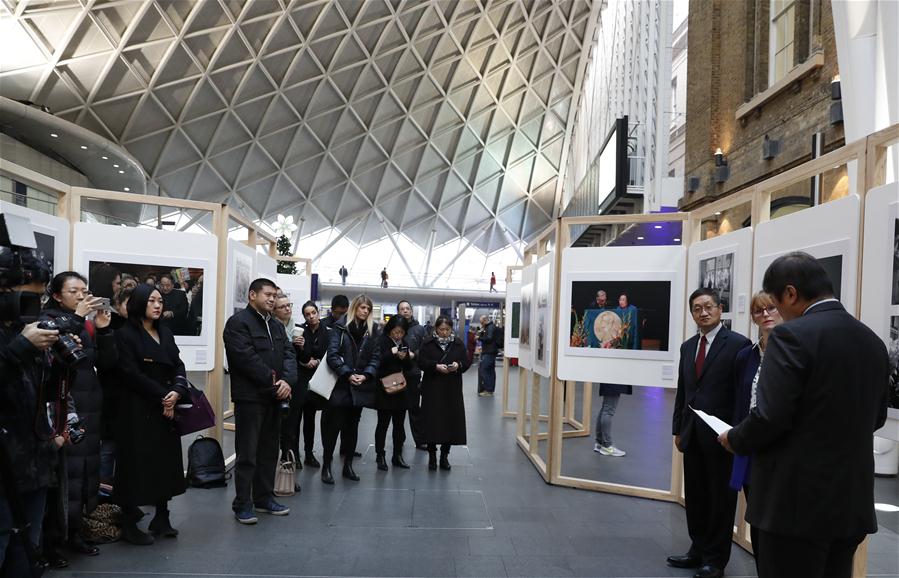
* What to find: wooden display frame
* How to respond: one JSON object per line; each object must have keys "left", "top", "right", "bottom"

{"left": 501, "top": 265, "right": 523, "bottom": 418}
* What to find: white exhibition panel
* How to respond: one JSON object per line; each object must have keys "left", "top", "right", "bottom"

{"left": 0, "top": 201, "right": 70, "bottom": 275}
{"left": 556, "top": 246, "right": 686, "bottom": 388}
{"left": 277, "top": 272, "right": 311, "bottom": 311}
{"left": 686, "top": 226, "right": 754, "bottom": 339}
{"left": 73, "top": 222, "right": 218, "bottom": 371}
{"left": 518, "top": 263, "right": 536, "bottom": 370}
{"left": 503, "top": 281, "right": 521, "bottom": 358}
{"left": 533, "top": 252, "right": 555, "bottom": 378}
{"left": 753, "top": 195, "right": 860, "bottom": 314}
{"left": 255, "top": 251, "right": 278, "bottom": 281}
{"left": 859, "top": 183, "right": 899, "bottom": 441}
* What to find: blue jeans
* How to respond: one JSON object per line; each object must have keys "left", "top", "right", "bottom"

{"left": 594, "top": 394, "right": 620, "bottom": 447}
{"left": 100, "top": 439, "right": 116, "bottom": 486}
{"left": 478, "top": 353, "right": 496, "bottom": 393}
{"left": 0, "top": 488, "right": 47, "bottom": 574}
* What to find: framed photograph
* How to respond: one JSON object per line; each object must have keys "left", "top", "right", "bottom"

{"left": 520, "top": 283, "right": 533, "bottom": 347}
{"left": 233, "top": 252, "right": 253, "bottom": 315}
{"left": 892, "top": 218, "right": 899, "bottom": 306}
{"left": 84, "top": 254, "right": 208, "bottom": 345}
{"left": 698, "top": 252, "right": 733, "bottom": 313}
{"left": 511, "top": 302, "right": 521, "bottom": 338}
{"left": 817, "top": 254, "right": 843, "bottom": 301}
{"left": 889, "top": 316, "right": 899, "bottom": 410}
{"left": 535, "top": 261, "right": 551, "bottom": 368}
{"left": 566, "top": 271, "right": 674, "bottom": 360}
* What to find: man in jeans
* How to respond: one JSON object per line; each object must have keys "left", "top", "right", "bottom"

{"left": 477, "top": 315, "right": 498, "bottom": 397}
{"left": 593, "top": 383, "right": 632, "bottom": 457}
{"left": 224, "top": 278, "right": 297, "bottom": 525}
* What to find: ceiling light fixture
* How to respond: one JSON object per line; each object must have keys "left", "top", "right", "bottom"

{"left": 653, "top": 225, "right": 662, "bottom": 229}
{"left": 715, "top": 211, "right": 722, "bottom": 216}
{"left": 637, "top": 236, "right": 644, "bottom": 240}
{"left": 101, "top": 156, "right": 108, "bottom": 160}
{"left": 80, "top": 145, "right": 87, "bottom": 150}
{"left": 124, "top": 187, "right": 130, "bottom": 192}
{"left": 50, "top": 133, "right": 58, "bottom": 138}
{"left": 113, "top": 164, "right": 119, "bottom": 168}
{"left": 118, "top": 170, "right": 124, "bottom": 174}
{"left": 674, "top": 238, "right": 681, "bottom": 242}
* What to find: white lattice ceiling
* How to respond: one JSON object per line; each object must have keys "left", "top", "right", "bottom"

{"left": 0, "top": 0, "right": 596, "bottom": 255}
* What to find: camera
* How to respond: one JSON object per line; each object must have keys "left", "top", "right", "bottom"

{"left": 66, "top": 415, "right": 85, "bottom": 445}
{"left": 37, "top": 314, "right": 87, "bottom": 365}
{"left": 1, "top": 213, "right": 52, "bottom": 323}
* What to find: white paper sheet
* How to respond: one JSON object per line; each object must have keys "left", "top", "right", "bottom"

{"left": 690, "top": 406, "right": 732, "bottom": 435}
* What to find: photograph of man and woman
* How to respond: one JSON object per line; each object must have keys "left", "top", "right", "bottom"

{"left": 569, "top": 280, "right": 672, "bottom": 352}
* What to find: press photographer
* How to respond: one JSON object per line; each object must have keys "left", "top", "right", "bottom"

{"left": 0, "top": 212, "right": 66, "bottom": 577}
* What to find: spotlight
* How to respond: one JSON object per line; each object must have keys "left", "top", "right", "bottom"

{"left": 653, "top": 225, "right": 662, "bottom": 229}
{"left": 124, "top": 187, "right": 130, "bottom": 192}
{"left": 118, "top": 170, "right": 124, "bottom": 174}
{"left": 80, "top": 145, "right": 87, "bottom": 150}
{"left": 50, "top": 133, "right": 58, "bottom": 138}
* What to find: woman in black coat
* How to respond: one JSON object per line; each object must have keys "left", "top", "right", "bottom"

{"left": 323, "top": 294, "right": 380, "bottom": 484}
{"left": 114, "top": 284, "right": 189, "bottom": 545}
{"left": 290, "top": 300, "right": 330, "bottom": 467}
{"left": 42, "top": 271, "right": 118, "bottom": 558}
{"left": 374, "top": 316, "right": 415, "bottom": 471}
{"left": 418, "top": 316, "right": 471, "bottom": 471}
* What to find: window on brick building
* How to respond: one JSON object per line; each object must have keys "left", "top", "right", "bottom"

{"left": 769, "top": 0, "right": 796, "bottom": 85}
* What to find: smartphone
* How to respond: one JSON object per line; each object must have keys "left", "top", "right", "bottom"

{"left": 92, "top": 297, "right": 111, "bottom": 312}
{"left": 398, "top": 344, "right": 409, "bottom": 352}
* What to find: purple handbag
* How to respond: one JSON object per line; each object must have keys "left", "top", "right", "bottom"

{"left": 176, "top": 381, "right": 216, "bottom": 436}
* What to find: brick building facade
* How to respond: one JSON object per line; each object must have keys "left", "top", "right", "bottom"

{"left": 680, "top": 0, "right": 846, "bottom": 237}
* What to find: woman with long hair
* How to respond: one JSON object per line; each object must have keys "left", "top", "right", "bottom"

{"left": 418, "top": 316, "right": 470, "bottom": 471}
{"left": 374, "top": 315, "right": 414, "bottom": 471}
{"left": 322, "top": 294, "right": 380, "bottom": 484}
{"left": 113, "top": 284, "right": 189, "bottom": 545}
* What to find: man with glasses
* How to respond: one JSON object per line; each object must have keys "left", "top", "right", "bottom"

{"left": 668, "top": 288, "right": 750, "bottom": 578}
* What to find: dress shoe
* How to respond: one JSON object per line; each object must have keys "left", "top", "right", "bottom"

{"left": 439, "top": 453, "right": 451, "bottom": 471}
{"left": 69, "top": 534, "right": 100, "bottom": 556}
{"left": 121, "top": 523, "right": 154, "bottom": 545}
{"left": 353, "top": 451, "right": 362, "bottom": 458}
{"left": 391, "top": 453, "right": 410, "bottom": 469}
{"left": 293, "top": 482, "right": 302, "bottom": 493}
{"left": 304, "top": 452, "right": 321, "bottom": 468}
{"left": 666, "top": 554, "right": 701, "bottom": 569}
{"left": 693, "top": 565, "right": 723, "bottom": 578}
{"left": 342, "top": 462, "right": 360, "bottom": 481}
{"left": 42, "top": 549, "right": 69, "bottom": 568}
{"left": 321, "top": 462, "right": 334, "bottom": 485}
{"left": 376, "top": 452, "right": 388, "bottom": 471}
{"left": 148, "top": 511, "right": 179, "bottom": 538}
{"left": 428, "top": 451, "right": 437, "bottom": 470}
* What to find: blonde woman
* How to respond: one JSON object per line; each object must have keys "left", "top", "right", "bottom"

{"left": 322, "top": 294, "right": 380, "bottom": 484}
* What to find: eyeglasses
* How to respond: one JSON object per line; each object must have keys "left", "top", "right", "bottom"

{"left": 751, "top": 305, "right": 778, "bottom": 317}
{"left": 691, "top": 304, "right": 720, "bottom": 315}
{"left": 275, "top": 303, "right": 293, "bottom": 310}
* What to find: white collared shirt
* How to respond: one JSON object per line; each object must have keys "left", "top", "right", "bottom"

{"left": 803, "top": 298, "right": 840, "bottom": 315}
{"left": 696, "top": 322, "right": 724, "bottom": 360}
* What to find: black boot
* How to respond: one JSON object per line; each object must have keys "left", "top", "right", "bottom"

{"left": 121, "top": 508, "right": 154, "bottom": 546}
{"left": 392, "top": 451, "right": 410, "bottom": 469}
{"left": 376, "top": 451, "right": 388, "bottom": 471}
{"left": 69, "top": 533, "right": 100, "bottom": 555}
{"left": 342, "top": 457, "right": 360, "bottom": 481}
{"left": 304, "top": 451, "right": 321, "bottom": 468}
{"left": 439, "top": 449, "right": 451, "bottom": 471}
{"left": 148, "top": 505, "right": 178, "bottom": 538}
{"left": 321, "top": 458, "right": 334, "bottom": 484}
{"left": 428, "top": 450, "right": 437, "bottom": 471}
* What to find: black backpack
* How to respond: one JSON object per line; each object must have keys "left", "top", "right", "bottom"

{"left": 186, "top": 436, "right": 228, "bottom": 488}
{"left": 493, "top": 325, "right": 504, "bottom": 349}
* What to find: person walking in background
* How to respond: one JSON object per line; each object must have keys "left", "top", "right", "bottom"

{"left": 380, "top": 268, "right": 389, "bottom": 288}
{"left": 323, "top": 294, "right": 380, "bottom": 484}
{"left": 295, "top": 301, "right": 330, "bottom": 468}
{"left": 489, "top": 272, "right": 497, "bottom": 292}
{"left": 397, "top": 300, "right": 427, "bottom": 449}
{"left": 224, "top": 278, "right": 297, "bottom": 525}
{"left": 726, "top": 291, "right": 783, "bottom": 566}
{"left": 114, "top": 284, "right": 190, "bottom": 545}
{"left": 374, "top": 316, "right": 415, "bottom": 471}
{"left": 669, "top": 288, "right": 750, "bottom": 578}
{"left": 477, "top": 315, "right": 497, "bottom": 397}
{"left": 593, "top": 383, "right": 631, "bottom": 457}
{"left": 720, "top": 253, "right": 889, "bottom": 578}
{"left": 418, "top": 316, "right": 470, "bottom": 471}
{"left": 339, "top": 265, "right": 348, "bottom": 286}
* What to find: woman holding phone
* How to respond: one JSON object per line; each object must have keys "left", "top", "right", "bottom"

{"left": 417, "top": 316, "right": 470, "bottom": 471}
{"left": 374, "top": 316, "right": 415, "bottom": 471}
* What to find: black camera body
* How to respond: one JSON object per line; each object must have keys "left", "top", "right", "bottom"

{"left": 1, "top": 213, "right": 53, "bottom": 323}
{"left": 37, "top": 314, "right": 87, "bottom": 365}
{"left": 66, "top": 416, "right": 85, "bottom": 445}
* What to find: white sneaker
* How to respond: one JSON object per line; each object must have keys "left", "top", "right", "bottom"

{"left": 598, "top": 445, "right": 626, "bottom": 457}
{"left": 593, "top": 442, "right": 603, "bottom": 453}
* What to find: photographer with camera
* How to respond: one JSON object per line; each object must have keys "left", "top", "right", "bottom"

{"left": 224, "top": 278, "right": 297, "bottom": 525}
{"left": 113, "top": 284, "right": 190, "bottom": 545}
{"left": 0, "top": 215, "right": 64, "bottom": 577}
{"left": 40, "top": 272, "right": 118, "bottom": 560}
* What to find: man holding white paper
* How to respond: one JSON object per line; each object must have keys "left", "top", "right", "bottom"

{"left": 669, "top": 288, "right": 750, "bottom": 578}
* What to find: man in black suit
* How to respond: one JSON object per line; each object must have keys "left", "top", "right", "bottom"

{"left": 720, "top": 252, "right": 889, "bottom": 578}
{"left": 669, "top": 288, "right": 750, "bottom": 578}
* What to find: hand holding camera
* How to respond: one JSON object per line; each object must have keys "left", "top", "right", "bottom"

{"left": 21, "top": 321, "right": 59, "bottom": 351}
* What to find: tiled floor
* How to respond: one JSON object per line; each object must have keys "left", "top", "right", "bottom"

{"left": 51, "top": 370, "right": 896, "bottom": 577}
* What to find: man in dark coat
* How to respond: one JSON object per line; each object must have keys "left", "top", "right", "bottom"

{"left": 158, "top": 274, "right": 189, "bottom": 336}
{"left": 477, "top": 315, "right": 498, "bottom": 396}
{"left": 224, "top": 278, "right": 297, "bottom": 525}
{"left": 668, "top": 288, "right": 750, "bottom": 578}
{"left": 397, "top": 300, "right": 427, "bottom": 448}
{"left": 321, "top": 294, "right": 349, "bottom": 331}
{"left": 720, "top": 253, "right": 889, "bottom": 578}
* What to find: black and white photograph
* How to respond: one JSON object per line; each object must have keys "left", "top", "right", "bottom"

{"left": 889, "top": 316, "right": 899, "bottom": 410}
{"left": 511, "top": 302, "right": 521, "bottom": 339}
{"left": 520, "top": 283, "right": 533, "bottom": 347}
{"left": 817, "top": 254, "right": 843, "bottom": 301}
{"left": 698, "top": 252, "right": 733, "bottom": 313}
{"left": 35, "top": 231, "right": 55, "bottom": 275}
{"left": 535, "top": 263, "right": 551, "bottom": 366}
{"left": 233, "top": 251, "right": 253, "bottom": 315}
{"left": 568, "top": 279, "right": 672, "bottom": 354}
{"left": 892, "top": 218, "right": 899, "bottom": 305}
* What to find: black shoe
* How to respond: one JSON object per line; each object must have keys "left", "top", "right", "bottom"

{"left": 294, "top": 482, "right": 302, "bottom": 493}
{"left": 376, "top": 453, "right": 388, "bottom": 471}
{"left": 693, "top": 565, "right": 723, "bottom": 578}
{"left": 428, "top": 451, "right": 437, "bottom": 471}
{"left": 439, "top": 453, "right": 451, "bottom": 471}
{"left": 42, "top": 549, "right": 69, "bottom": 568}
{"left": 122, "top": 522, "right": 154, "bottom": 546}
{"left": 392, "top": 453, "right": 410, "bottom": 469}
{"left": 69, "top": 534, "right": 100, "bottom": 556}
{"left": 304, "top": 452, "right": 321, "bottom": 468}
{"left": 148, "top": 512, "right": 179, "bottom": 538}
{"left": 343, "top": 461, "right": 360, "bottom": 481}
{"left": 666, "top": 554, "right": 701, "bottom": 569}
{"left": 353, "top": 451, "right": 362, "bottom": 458}
{"left": 321, "top": 462, "right": 334, "bottom": 485}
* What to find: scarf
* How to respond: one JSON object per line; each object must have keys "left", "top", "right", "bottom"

{"left": 348, "top": 319, "right": 367, "bottom": 344}
{"left": 434, "top": 332, "right": 455, "bottom": 351}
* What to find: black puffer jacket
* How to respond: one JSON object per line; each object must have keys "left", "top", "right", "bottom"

{"left": 224, "top": 305, "right": 298, "bottom": 404}
{"left": 326, "top": 318, "right": 380, "bottom": 408}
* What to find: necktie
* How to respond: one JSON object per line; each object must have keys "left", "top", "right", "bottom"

{"left": 695, "top": 335, "right": 708, "bottom": 378}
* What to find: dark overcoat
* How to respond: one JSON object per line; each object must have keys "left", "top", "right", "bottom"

{"left": 418, "top": 336, "right": 470, "bottom": 445}
{"left": 326, "top": 319, "right": 380, "bottom": 408}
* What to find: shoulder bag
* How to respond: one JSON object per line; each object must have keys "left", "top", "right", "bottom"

{"left": 175, "top": 380, "right": 216, "bottom": 435}
{"left": 273, "top": 450, "right": 296, "bottom": 497}
{"left": 380, "top": 371, "right": 406, "bottom": 394}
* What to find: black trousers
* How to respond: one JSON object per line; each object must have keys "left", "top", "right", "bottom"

{"left": 321, "top": 406, "right": 362, "bottom": 463}
{"left": 280, "top": 396, "right": 319, "bottom": 458}
{"left": 755, "top": 530, "right": 863, "bottom": 578}
{"left": 233, "top": 402, "right": 280, "bottom": 509}
{"left": 742, "top": 485, "right": 760, "bottom": 565}
{"left": 375, "top": 409, "right": 406, "bottom": 454}
{"left": 682, "top": 436, "right": 737, "bottom": 568}
{"left": 407, "top": 374, "right": 424, "bottom": 446}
